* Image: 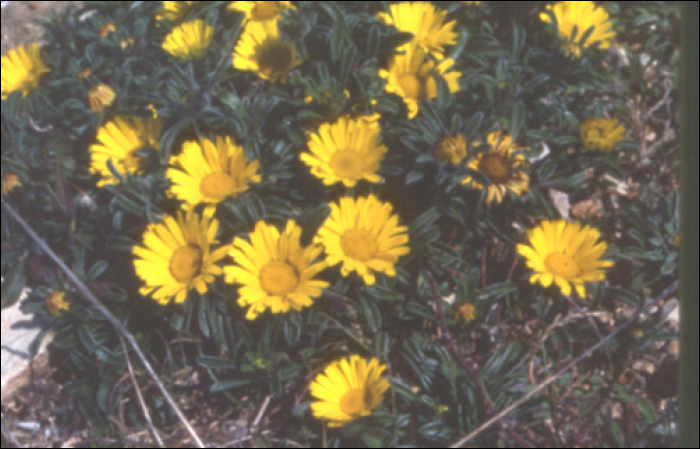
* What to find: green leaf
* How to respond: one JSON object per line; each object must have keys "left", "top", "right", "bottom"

{"left": 197, "top": 356, "right": 239, "bottom": 370}
{"left": 210, "top": 379, "right": 253, "bottom": 393}
{"left": 1, "top": 253, "right": 27, "bottom": 310}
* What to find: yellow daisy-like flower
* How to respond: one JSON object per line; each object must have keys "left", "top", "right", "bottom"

{"left": 162, "top": 19, "right": 214, "bottom": 60}
{"left": 517, "top": 220, "right": 614, "bottom": 298}
{"left": 227, "top": 1, "right": 295, "bottom": 22}
{"left": 1, "top": 42, "right": 49, "bottom": 100}
{"left": 316, "top": 195, "right": 410, "bottom": 285}
{"left": 309, "top": 355, "right": 391, "bottom": 427}
{"left": 166, "top": 136, "right": 261, "bottom": 213}
{"left": 580, "top": 117, "right": 625, "bottom": 151}
{"left": 1, "top": 173, "right": 22, "bottom": 194}
{"left": 300, "top": 115, "right": 388, "bottom": 188}
{"left": 377, "top": 2, "right": 457, "bottom": 56}
{"left": 540, "top": 1, "right": 615, "bottom": 58}
{"left": 232, "top": 19, "right": 302, "bottom": 83}
{"left": 156, "top": 1, "right": 194, "bottom": 23}
{"left": 461, "top": 131, "right": 529, "bottom": 204}
{"left": 46, "top": 291, "right": 70, "bottom": 317}
{"left": 434, "top": 134, "right": 468, "bottom": 164}
{"left": 379, "top": 44, "right": 460, "bottom": 119}
{"left": 134, "top": 210, "right": 229, "bottom": 305}
{"left": 89, "top": 116, "right": 163, "bottom": 187}
{"left": 224, "top": 220, "right": 329, "bottom": 320}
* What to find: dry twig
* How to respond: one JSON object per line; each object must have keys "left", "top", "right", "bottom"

{"left": 1, "top": 197, "right": 206, "bottom": 449}
{"left": 120, "top": 336, "right": 165, "bottom": 448}
{"left": 449, "top": 281, "right": 678, "bottom": 448}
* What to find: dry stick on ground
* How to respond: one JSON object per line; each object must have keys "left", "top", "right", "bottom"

{"left": 120, "top": 336, "right": 166, "bottom": 448}
{"left": 426, "top": 269, "right": 496, "bottom": 417}
{"left": 449, "top": 280, "right": 679, "bottom": 448}
{"left": 1, "top": 420, "right": 22, "bottom": 448}
{"left": 1, "top": 197, "right": 206, "bottom": 449}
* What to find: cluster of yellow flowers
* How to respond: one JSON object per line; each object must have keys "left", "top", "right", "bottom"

{"left": 0, "top": 0, "right": 624, "bottom": 429}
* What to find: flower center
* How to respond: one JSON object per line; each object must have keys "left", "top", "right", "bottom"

{"left": 200, "top": 172, "right": 241, "bottom": 201}
{"left": 479, "top": 154, "right": 511, "bottom": 184}
{"left": 340, "top": 229, "right": 378, "bottom": 262}
{"left": 122, "top": 149, "right": 148, "bottom": 172}
{"left": 544, "top": 252, "right": 581, "bottom": 279}
{"left": 251, "top": 1, "right": 285, "bottom": 20}
{"left": 170, "top": 244, "right": 203, "bottom": 283}
{"left": 339, "top": 388, "right": 368, "bottom": 417}
{"left": 398, "top": 73, "right": 428, "bottom": 100}
{"left": 257, "top": 41, "right": 294, "bottom": 80}
{"left": 259, "top": 260, "right": 299, "bottom": 296}
{"left": 329, "top": 149, "right": 363, "bottom": 180}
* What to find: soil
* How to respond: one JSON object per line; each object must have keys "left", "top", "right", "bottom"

{"left": 1, "top": 1, "right": 82, "bottom": 54}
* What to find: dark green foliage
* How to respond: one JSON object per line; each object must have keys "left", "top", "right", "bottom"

{"left": 1, "top": 1, "right": 680, "bottom": 447}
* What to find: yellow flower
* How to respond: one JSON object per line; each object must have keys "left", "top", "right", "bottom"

{"left": 89, "top": 116, "right": 163, "bottom": 187}
{"left": 309, "top": 356, "right": 391, "bottom": 427}
{"left": 224, "top": 220, "right": 329, "bottom": 320}
{"left": 1, "top": 173, "right": 22, "bottom": 194}
{"left": 517, "top": 220, "right": 614, "bottom": 298}
{"left": 120, "top": 38, "right": 135, "bottom": 50}
{"left": 540, "top": 1, "right": 615, "bottom": 58}
{"left": 88, "top": 83, "right": 117, "bottom": 112}
{"left": 156, "top": 1, "right": 195, "bottom": 23}
{"left": 580, "top": 117, "right": 625, "bottom": 151}
{"left": 162, "top": 19, "right": 214, "bottom": 60}
{"left": 377, "top": 2, "right": 457, "bottom": 56}
{"left": 46, "top": 291, "right": 70, "bottom": 317}
{"left": 1, "top": 42, "right": 49, "bottom": 100}
{"left": 434, "top": 134, "right": 468, "bottom": 164}
{"left": 301, "top": 115, "right": 388, "bottom": 188}
{"left": 461, "top": 131, "right": 529, "bottom": 204}
{"left": 379, "top": 44, "right": 460, "bottom": 119}
{"left": 227, "top": 1, "right": 295, "bottom": 22}
{"left": 134, "top": 210, "right": 229, "bottom": 305}
{"left": 98, "top": 23, "right": 117, "bottom": 38}
{"left": 232, "top": 19, "right": 301, "bottom": 82}
{"left": 166, "top": 136, "right": 261, "bottom": 213}
{"left": 316, "top": 195, "right": 410, "bottom": 285}
{"left": 455, "top": 303, "right": 475, "bottom": 322}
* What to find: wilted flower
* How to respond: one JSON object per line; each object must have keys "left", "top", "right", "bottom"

{"left": 88, "top": 83, "right": 117, "bottom": 112}
{"left": 434, "top": 134, "right": 468, "bottom": 164}
{"left": 1, "top": 173, "right": 22, "bottom": 194}
{"left": 46, "top": 291, "right": 70, "bottom": 317}
{"left": 98, "top": 23, "right": 117, "bottom": 38}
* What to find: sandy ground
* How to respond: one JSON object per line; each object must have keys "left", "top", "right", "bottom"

{"left": 1, "top": 1, "right": 82, "bottom": 54}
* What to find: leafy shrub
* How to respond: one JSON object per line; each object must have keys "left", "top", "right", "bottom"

{"left": 1, "top": 1, "right": 680, "bottom": 447}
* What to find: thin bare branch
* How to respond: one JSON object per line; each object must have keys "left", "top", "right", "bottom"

{"left": 1, "top": 197, "right": 205, "bottom": 449}
{"left": 449, "top": 281, "right": 679, "bottom": 448}
{"left": 1, "top": 421, "right": 23, "bottom": 448}
{"left": 120, "top": 335, "right": 165, "bottom": 448}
